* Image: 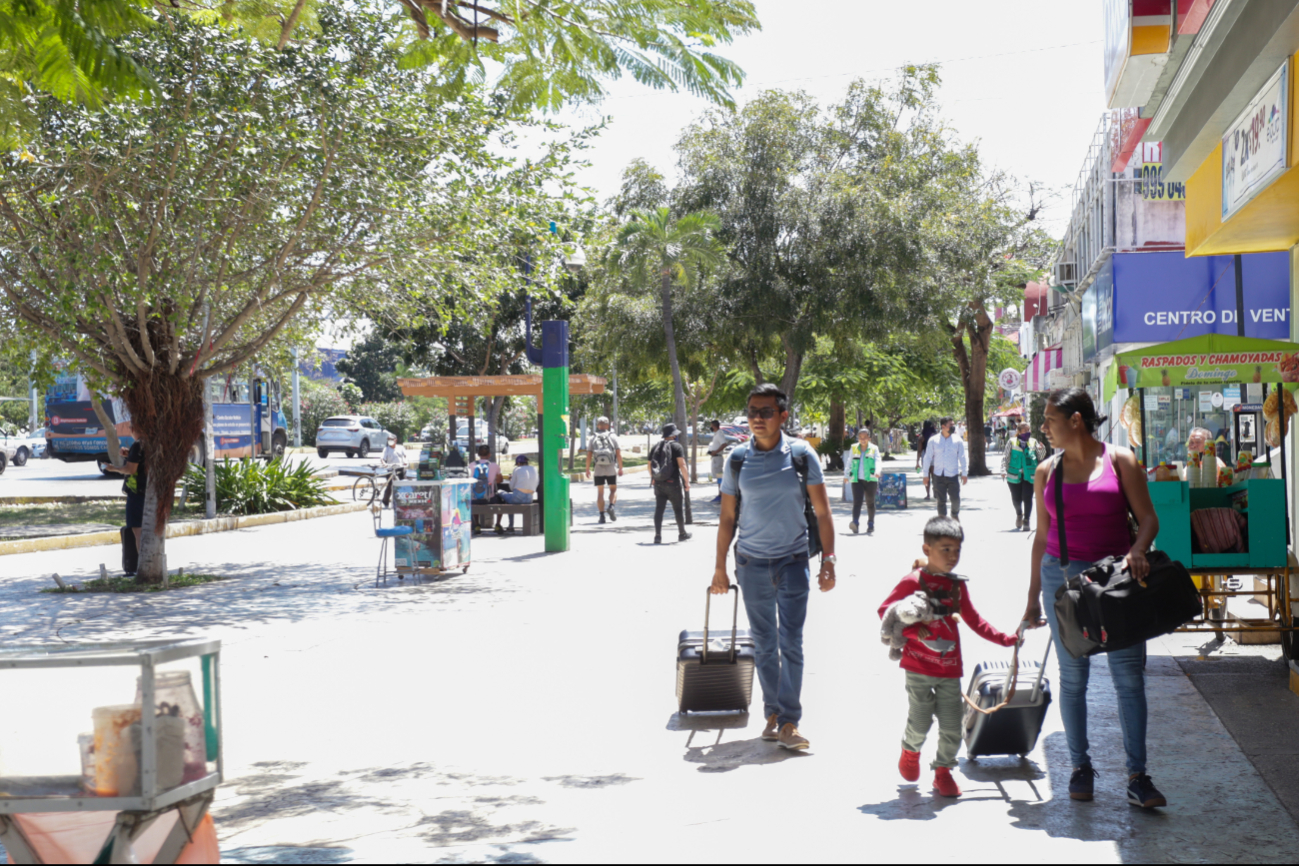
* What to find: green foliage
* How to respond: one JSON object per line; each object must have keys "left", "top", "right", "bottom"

{"left": 300, "top": 380, "right": 352, "bottom": 446}
{"left": 335, "top": 330, "right": 402, "bottom": 402}
{"left": 0, "top": 0, "right": 156, "bottom": 147}
{"left": 184, "top": 457, "right": 335, "bottom": 515}
{"left": 673, "top": 68, "right": 983, "bottom": 404}
{"left": 358, "top": 400, "right": 416, "bottom": 441}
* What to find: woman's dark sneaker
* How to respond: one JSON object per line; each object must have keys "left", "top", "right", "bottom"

{"left": 1127, "top": 774, "right": 1167, "bottom": 809}
{"left": 1069, "top": 765, "right": 1098, "bottom": 801}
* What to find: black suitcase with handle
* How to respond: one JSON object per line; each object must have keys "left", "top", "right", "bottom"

{"left": 963, "top": 629, "right": 1052, "bottom": 759}
{"left": 677, "top": 586, "right": 756, "bottom": 714}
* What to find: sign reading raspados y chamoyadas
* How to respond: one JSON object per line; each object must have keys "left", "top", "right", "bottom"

{"left": 1104, "top": 335, "right": 1299, "bottom": 402}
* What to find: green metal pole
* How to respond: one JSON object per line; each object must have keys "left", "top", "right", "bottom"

{"left": 543, "top": 364, "right": 570, "bottom": 552}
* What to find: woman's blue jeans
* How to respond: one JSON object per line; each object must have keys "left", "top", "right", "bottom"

{"left": 1041, "top": 554, "right": 1148, "bottom": 775}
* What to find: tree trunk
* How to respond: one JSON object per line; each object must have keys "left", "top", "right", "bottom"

{"left": 660, "top": 268, "right": 688, "bottom": 435}
{"left": 122, "top": 369, "right": 205, "bottom": 584}
{"left": 828, "top": 399, "right": 846, "bottom": 470}
{"left": 487, "top": 395, "right": 506, "bottom": 457}
{"left": 950, "top": 301, "right": 994, "bottom": 476}
{"left": 777, "top": 335, "right": 804, "bottom": 432}
{"left": 90, "top": 400, "right": 124, "bottom": 467}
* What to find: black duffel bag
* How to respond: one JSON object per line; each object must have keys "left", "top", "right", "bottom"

{"left": 1053, "top": 550, "right": 1201, "bottom": 658}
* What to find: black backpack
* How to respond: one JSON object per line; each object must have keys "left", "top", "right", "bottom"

{"left": 650, "top": 440, "right": 676, "bottom": 483}
{"left": 728, "top": 444, "right": 822, "bottom": 558}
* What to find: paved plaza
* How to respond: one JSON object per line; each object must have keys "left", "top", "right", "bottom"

{"left": 2, "top": 459, "right": 1298, "bottom": 863}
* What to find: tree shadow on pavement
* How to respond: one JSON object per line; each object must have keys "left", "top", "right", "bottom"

{"left": 215, "top": 760, "right": 577, "bottom": 864}
{"left": 0, "top": 556, "right": 517, "bottom": 645}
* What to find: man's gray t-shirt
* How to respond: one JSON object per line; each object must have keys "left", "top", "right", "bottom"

{"left": 721, "top": 434, "right": 824, "bottom": 559}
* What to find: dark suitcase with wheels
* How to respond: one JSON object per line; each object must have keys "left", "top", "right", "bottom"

{"left": 963, "top": 630, "right": 1052, "bottom": 758}
{"left": 677, "top": 586, "right": 756, "bottom": 714}
{"left": 121, "top": 526, "right": 138, "bottom": 576}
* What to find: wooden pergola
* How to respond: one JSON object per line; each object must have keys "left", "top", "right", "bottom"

{"left": 397, "top": 374, "right": 607, "bottom": 400}
{"left": 397, "top": 374, "right": 606, "bottom": 536}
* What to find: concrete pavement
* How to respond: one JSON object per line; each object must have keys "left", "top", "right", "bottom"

{"left": 1, "top": 458, "right": 1296, "bottom": 863}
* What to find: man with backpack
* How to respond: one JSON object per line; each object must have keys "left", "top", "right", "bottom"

{"left": 584, "top": 416, "right": 624, "bottom": 525}
{"left": 712, "top": 384, "right": 838, "bottom": 751}
{"left": 650, "top": 423, "right": 691, "bottom": 543}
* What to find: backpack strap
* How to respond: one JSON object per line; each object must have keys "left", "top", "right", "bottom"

{"left": 728, "top": 448, "right": 747, "bottom": 519}
{"left": 1051, "top": 453, "right": 1069, "bottom": 566}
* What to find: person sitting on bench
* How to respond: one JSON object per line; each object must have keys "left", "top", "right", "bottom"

{"left": 492, "top": 454, "right": 537, "bottom": 534}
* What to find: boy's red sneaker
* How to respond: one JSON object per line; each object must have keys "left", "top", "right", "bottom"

{"left": 899, "top": 749, "right": 921, "bottom": 782}
{"left": 933, "top": 767, "right": 962, "bottom": 798}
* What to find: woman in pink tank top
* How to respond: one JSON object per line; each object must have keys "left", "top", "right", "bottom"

{"left": 1021, "top": 388, "right": 1167, "bottom": 809}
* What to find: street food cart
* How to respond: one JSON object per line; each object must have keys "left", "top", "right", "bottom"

{"left": 1103, "top": 334, "right": 1299, "bottom": 658}
{"left": 391, "top": 477, "right": 474, "bottom": 578}
{"left": 0, "top": 639, "right": 223, "bottom": 864}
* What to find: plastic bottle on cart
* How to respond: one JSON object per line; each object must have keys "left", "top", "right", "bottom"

{"left": 134, "top": 671, "right": 208, "bottom": 784}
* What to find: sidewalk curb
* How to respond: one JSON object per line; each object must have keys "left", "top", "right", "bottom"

{"left": 0, "top": 501, "right": 369, "bottom": 556}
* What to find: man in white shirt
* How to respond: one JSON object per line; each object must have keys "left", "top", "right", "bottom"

{"left": 494, "top": 454, "right": 538, "bottom": 533}
{"left": 921, "top": 417, "right": 968, "bottom": 519}
{"left": 380, "top": 434, "right": 408, "bottom": 507}
{"left": 706, "top": 419, "right": 739, "bottom": 503}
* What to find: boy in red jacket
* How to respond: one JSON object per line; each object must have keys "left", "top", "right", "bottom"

{"left": 878, "top": 516, "right": 1019, "bottom": 797}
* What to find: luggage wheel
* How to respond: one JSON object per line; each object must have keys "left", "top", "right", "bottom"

{"left": 1018, "top": 753, "right": 1028, "bottom": 760}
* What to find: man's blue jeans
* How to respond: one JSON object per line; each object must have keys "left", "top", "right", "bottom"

{"left": 1041, "top": 554, "right": 1148, "bottom": 774}
{"left": 735, "top": 550, "right": 810, "bottom": 727}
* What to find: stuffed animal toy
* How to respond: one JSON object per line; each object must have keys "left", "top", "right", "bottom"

{"left": 880, "top": 590, "right": 942, "bottom": 661}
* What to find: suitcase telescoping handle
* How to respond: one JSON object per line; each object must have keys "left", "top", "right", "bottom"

{"left": 963, "top": 621, "right": 1053, "bottom": 717}
{"left": 702, "top": 584, "right": 740, "bottom": 665}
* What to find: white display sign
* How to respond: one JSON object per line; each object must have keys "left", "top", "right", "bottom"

{"left": 1222, "top": 60, "right": 1289, "bottom": 220}
{"left": 1144, "top": 394, "right": 1160, "bottom": 411}
{"left": 998, "top": 368, "right": 1022, "bottom": 391}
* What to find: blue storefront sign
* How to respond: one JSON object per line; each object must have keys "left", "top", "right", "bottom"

{"left": 1111, "top": 250, "right": 1290, "bottom": 343}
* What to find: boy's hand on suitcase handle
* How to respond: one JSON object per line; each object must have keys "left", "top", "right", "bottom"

{"left": 710, "top": 568, "right": 731, "bottom": 595}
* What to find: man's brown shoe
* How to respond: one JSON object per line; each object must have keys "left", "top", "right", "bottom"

{"left": 761, "top": 713, "right": 780, "bottom": 741}
{"left": 777, "top": 723, "right": 809, "bottom": 751}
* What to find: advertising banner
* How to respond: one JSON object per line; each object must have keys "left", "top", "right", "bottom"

{"left": 211, "top": 403, "right": 254, "bottom": 458}
{"left": 1222, "top": 59, "right": 1289, "bottom": 220}
{"left": 1111, "top": 250, "right": 1289, "bottom": 343}
{"left": 1104, "top": 334, "right": 1299, "bottom": 401}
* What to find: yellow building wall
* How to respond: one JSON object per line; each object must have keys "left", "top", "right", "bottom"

{"left": 1186, "top": 52, "right": 1299, "bottom": 257}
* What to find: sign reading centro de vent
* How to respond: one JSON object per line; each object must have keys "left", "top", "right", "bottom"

{"left": 1222, "top": 59, "right": 1289, "bottom": 221}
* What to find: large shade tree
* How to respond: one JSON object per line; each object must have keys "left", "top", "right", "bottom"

{"left": 674, "top": 68, "right": 981, "bottom": 419}
{"left": 0, "top": 10, "right": 580, "bottom": 582}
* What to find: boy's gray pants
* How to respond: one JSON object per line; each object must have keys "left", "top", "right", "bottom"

{"left": 903, "top": 672, "right": 963, "bottom": 769}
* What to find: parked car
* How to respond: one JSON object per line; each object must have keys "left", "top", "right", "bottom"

{"left": 315, "top": 415, "right": 393, "bottom": 459}
{"left": 0, "top": 428, "right": 46, "bottom": 466}
{"left": 453, "top": 420, "right": 509, "bottom": 454}
{"left": 0, "top": 437, "right": 14, "bottom": 474}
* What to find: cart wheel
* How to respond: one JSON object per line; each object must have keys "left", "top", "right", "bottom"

{"left": 1018, "top": 753, "right": 1028, "bottom": 760}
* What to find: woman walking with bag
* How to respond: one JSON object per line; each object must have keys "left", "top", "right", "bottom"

{"left": 1021, "top": 388, "right": 1166, "bottom": 809}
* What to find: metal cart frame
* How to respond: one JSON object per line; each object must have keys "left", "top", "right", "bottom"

{"left": 0, "top": 639, "right": 223, "bottom": 864}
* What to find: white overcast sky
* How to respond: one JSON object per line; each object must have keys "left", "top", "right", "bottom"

{"left": 556, "top": 0, "right": 1108, "bottom": 236}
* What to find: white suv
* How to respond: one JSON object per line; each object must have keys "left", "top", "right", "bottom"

{"left": 315, "top": 415, "right": 393, "bottom": 459}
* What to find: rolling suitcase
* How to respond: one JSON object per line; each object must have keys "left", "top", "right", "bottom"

{"left": 963, "top": 628, "right": 1052, "bottom": 759}
{"left": 120, "top": 526, "right": 138, "bottom": 576}
{"left": 676, "top": 586, "right": 755, "bottom": 714}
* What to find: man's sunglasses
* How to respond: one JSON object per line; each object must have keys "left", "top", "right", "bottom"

{"left": 745, "top": 406, "right": 779, "bottom": 420}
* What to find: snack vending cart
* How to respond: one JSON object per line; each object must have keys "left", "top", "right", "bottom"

{"left": 1103, "top": 334, "right": 1299, "bottom": 659}
{"left": 391, "top": 478, "right": 473, "bottom": 578}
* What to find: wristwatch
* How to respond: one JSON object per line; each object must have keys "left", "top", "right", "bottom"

{"left": 822, "top": 554, "right": 837, "bottom": 566}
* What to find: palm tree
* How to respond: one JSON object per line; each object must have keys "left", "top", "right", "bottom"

{"left": 612, "top": 207, "right": 724, "bottom": 437}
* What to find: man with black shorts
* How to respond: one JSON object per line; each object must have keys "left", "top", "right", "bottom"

{"left": 584, "top": 416, "right": 623, "bottom": 524}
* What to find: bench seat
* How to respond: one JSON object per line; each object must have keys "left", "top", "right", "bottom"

{"left": 471, "top": 502, "right": 541, "bottom": 535}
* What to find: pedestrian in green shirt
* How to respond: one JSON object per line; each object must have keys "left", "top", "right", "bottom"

{"left": 848, "top": 428, "right": 882, "bottom": 535}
